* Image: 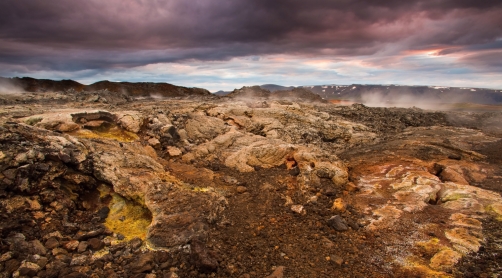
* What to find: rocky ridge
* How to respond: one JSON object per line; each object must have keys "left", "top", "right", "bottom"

{"left": 0, "top": 84, "right": 501, "bottom": 277}
{"left": 0, "top": 77, "right": 212, "bottom": 100}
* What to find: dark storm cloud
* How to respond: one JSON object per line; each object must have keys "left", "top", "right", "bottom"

{"left": 0, "top": 0, "right": 501, "bottom": 72}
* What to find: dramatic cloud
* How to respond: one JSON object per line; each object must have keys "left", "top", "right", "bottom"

{"left": 0, "top": 0, "right": 501, "bottom": 90}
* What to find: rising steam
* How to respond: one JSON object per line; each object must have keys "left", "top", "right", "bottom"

{"left": 0, "top": 78, "right": 25, "bottom": 95}
{"left": 360, "top": 91, "right": 442, "bottom": 110}
{"left": 357, "top": 89, "right": 484, "bottom": 110}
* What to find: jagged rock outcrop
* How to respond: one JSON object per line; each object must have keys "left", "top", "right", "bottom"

{"left": 185, "top": 114, "right": 229, "bottom": 142}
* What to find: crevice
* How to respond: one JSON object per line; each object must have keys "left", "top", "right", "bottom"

{"left": 428, "top": 195, "right": 442, "bottom": 206}
{"left": 432, "top": 163, "right": 445, "bottom": 182}
{"left": 428, "top": 185, "right": 445, "bottom": 206}
{"left": 71, "top": 111, "right": 116, "bottom": 124}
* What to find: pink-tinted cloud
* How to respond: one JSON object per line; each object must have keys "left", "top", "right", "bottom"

{"left": 0, "top": 0, "right": 501, "bottom": 87}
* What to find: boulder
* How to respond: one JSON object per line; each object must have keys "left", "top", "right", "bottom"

{"left": 225, "top": 139, "right": 296, "bottom": 172}
{"left": 327, "top": 215, "right": 348, "bottom": 232}
{"left": 115, "top": 111, "right": 144, "bottom": 133}
{"left": 185, "top": 114, "right": 228, "bottom": 141}
{"left": 314, "top": 161, "right": 348, "bottom": 187}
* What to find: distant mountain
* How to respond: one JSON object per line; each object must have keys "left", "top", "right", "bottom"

{"left": 226, "top": 86, "right": 271, "bottom": 98}
{"left": 0, "top": 77, "right": 211, "bottom": 98}
{"left": 213, "top": 90, "right": 231, "bottom": 96}
{"left": 1, "top": 76, "right": 85, "bottom": 93}
{"left": 3, "top": 77, "right": 501, "bottom": 105}
{"left": 259, "top": 84, "right": 295, "bottom": 92}
{"left": 84, "top": 80, "right": 211, "bottom": 97}
{"left": 226, "top": 86, "right": 326, "bottom": 103}
{"left": 301, "top": 84, "right": 502, "bottom": 105}
{"left": 218, "top": 84, "right": 295, "bottom": 95}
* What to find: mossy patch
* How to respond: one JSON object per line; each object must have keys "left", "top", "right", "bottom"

{"left": 104, "top": 193, "right": 152, "bottom": 240}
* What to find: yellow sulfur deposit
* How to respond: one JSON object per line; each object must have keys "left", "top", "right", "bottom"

{"left": 69, "top": 125, "right": 138, "bottom": 142}
{"left": 104, "top": 193, "right": 152, "bottom": 240}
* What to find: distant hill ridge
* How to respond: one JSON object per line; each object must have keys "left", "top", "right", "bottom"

{"left": 297, "top": 84, "right": 502, "bottom": 105}
{"left": 2, "top": 77, "right": 501, "bottom": 105}
{"left": 259, "top": 84, "right": 295, "bottom": 92}
{"left": 0, "top": 77, "right": 211, "bottom": 97}
{"left": 251, "top": 84, "right": 502, "bottom": 105}
{"left": 227, "top": 86, "right": 326, "bottom": 103}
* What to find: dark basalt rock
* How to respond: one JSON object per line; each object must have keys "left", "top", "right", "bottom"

{"left": 190, "top": 239, "right": 219, "bottom": 273}
{"left": 327, "top": 215, "right": 348, "bottom": 232}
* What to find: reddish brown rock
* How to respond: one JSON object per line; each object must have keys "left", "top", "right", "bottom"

{"left": 44, "top": 237, "right": 60, "bottom": 249}
{"left": 77, "top": 241, "right": 88, "bottom": 253}
{"left": 88, "top": 238, "right": 104, "bottom": 251}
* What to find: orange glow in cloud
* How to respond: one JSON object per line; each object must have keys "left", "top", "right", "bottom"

{"left": 403, "top": 48, "right": 439, "bottom": 56}
{"left": 303, "top": 59, "right": 332, "bottom": 67}
{"left": 403, "top": 46, "right": 465, "bottom": 57}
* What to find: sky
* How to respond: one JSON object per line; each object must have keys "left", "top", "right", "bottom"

{"left": 1, "top": 0, "right": 501, "bottom": 92}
